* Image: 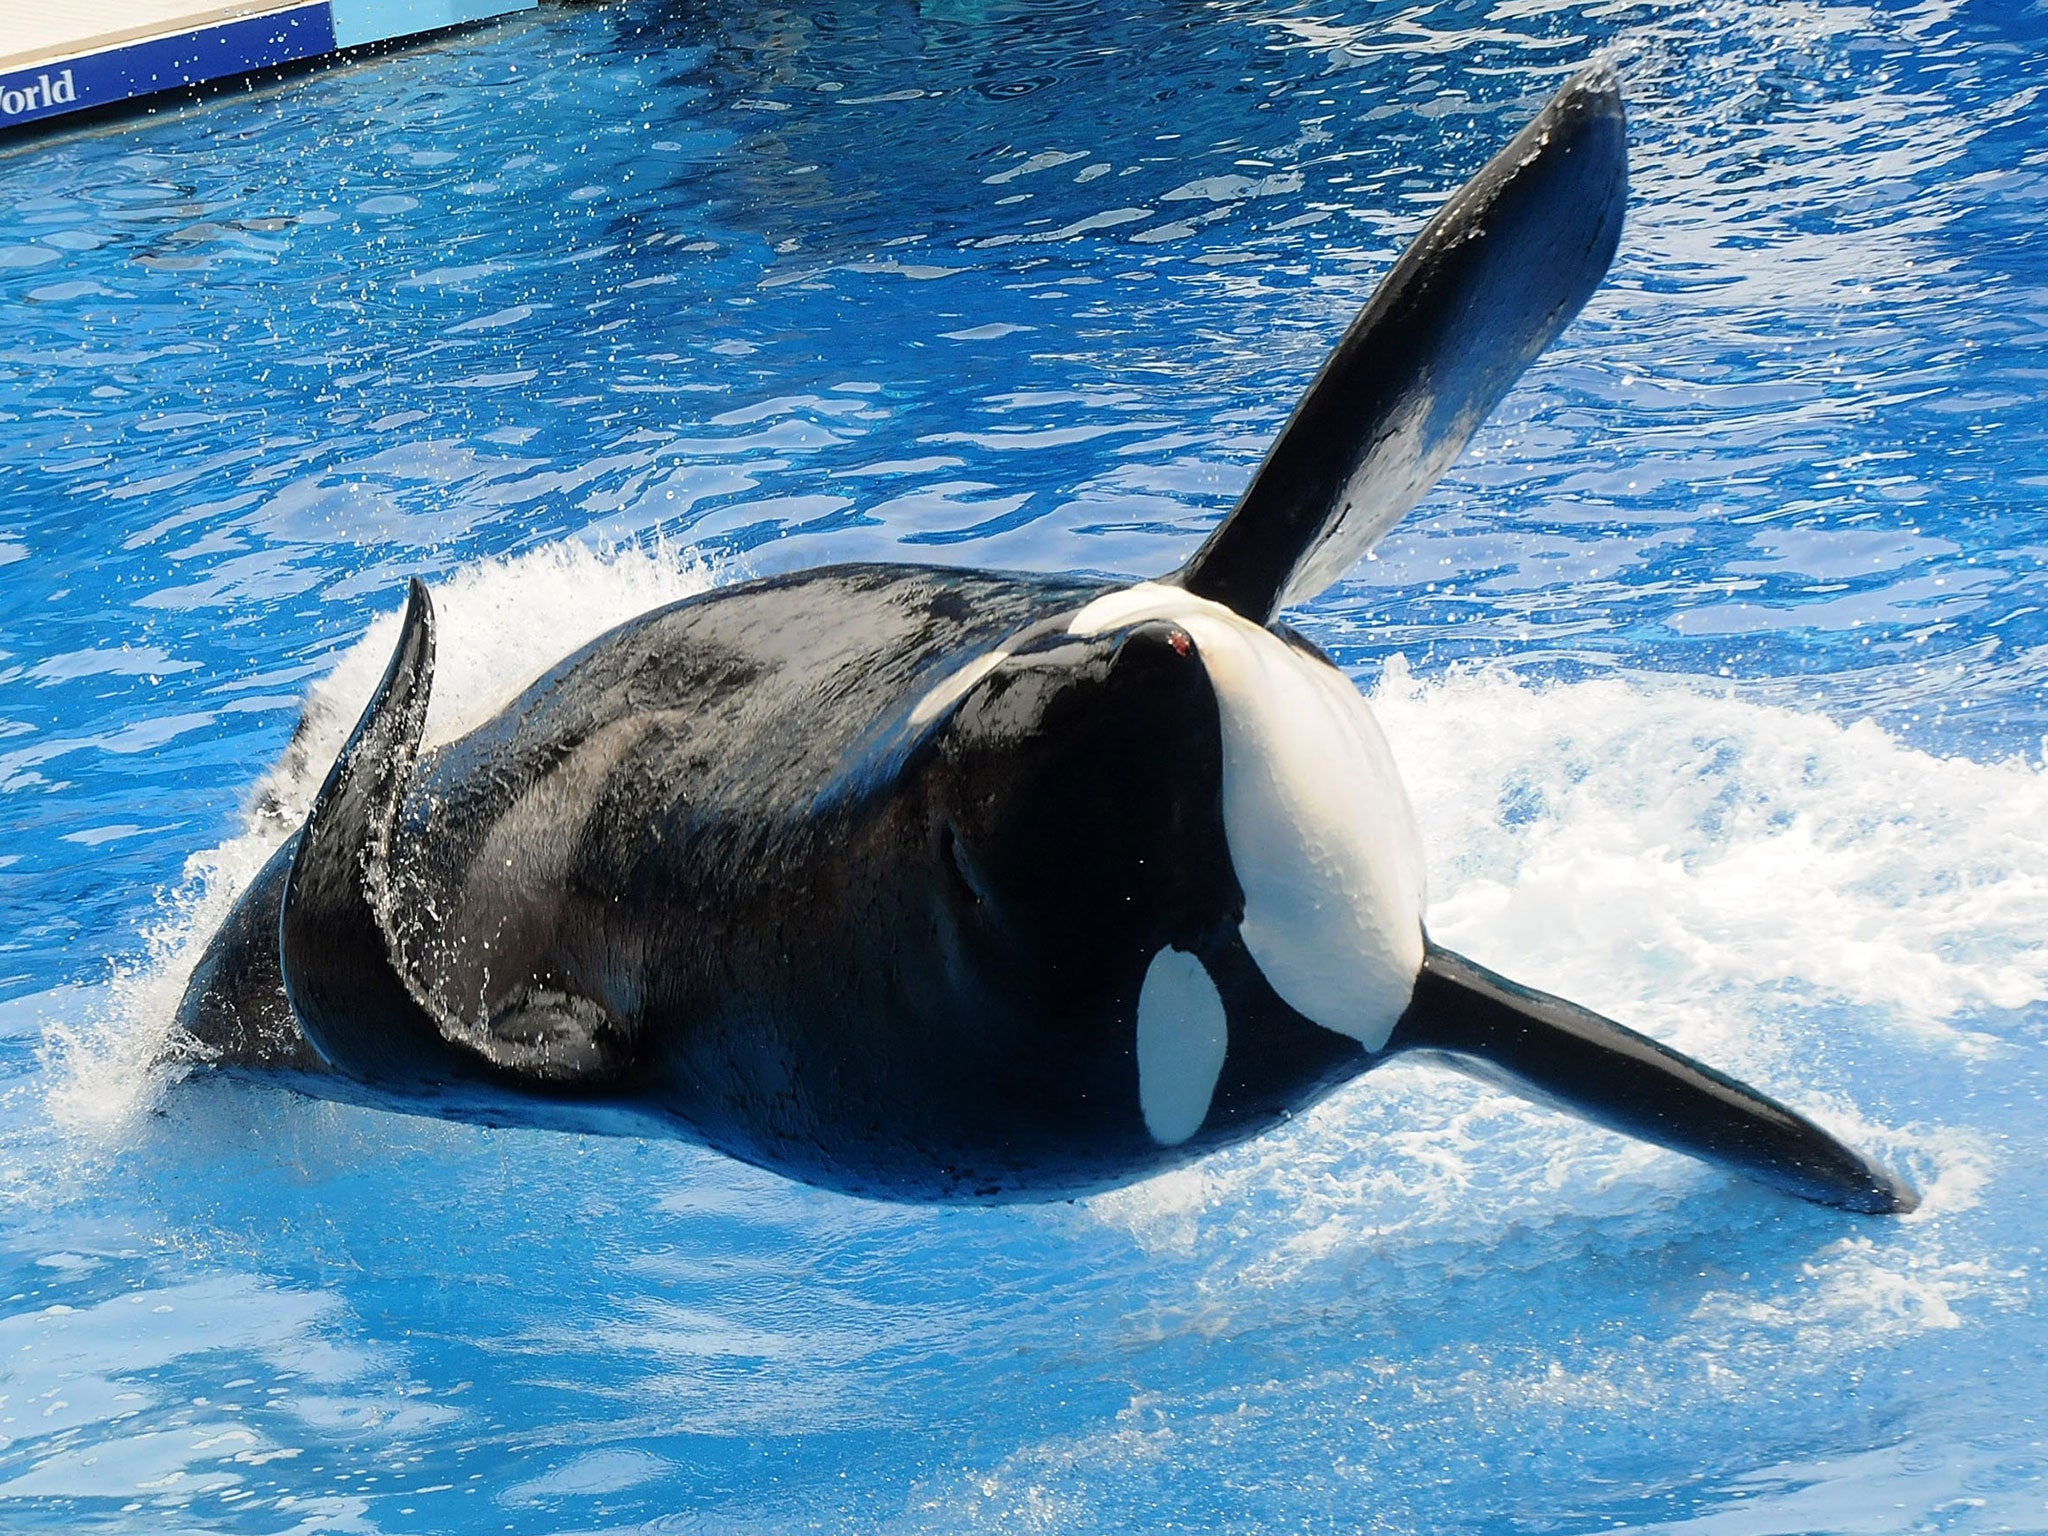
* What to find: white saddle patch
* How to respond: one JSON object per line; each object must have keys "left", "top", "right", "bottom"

{"left": 1071, "top": 583, "right": 1426, "bottom": 1052}
{"left": 1135, "top": 946, "right": 1228, "bottom": 1145}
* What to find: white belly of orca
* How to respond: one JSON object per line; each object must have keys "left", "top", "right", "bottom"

{"left": 1069, "top": 583, "right": 1428, "bottom": 1058}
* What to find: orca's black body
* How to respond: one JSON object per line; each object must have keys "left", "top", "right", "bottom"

{"left": 177, "top": 73, "right": 1917, "bottom": 1215}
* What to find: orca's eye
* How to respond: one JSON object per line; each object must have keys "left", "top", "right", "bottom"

{"left": 1119, "top": 619, "right": 1197, "bottom": 663}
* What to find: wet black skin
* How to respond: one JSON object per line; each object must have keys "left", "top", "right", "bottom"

{"left": 179, "top": 563, "right": 1917, "bottom": 1213}
{"left": 175, "top": 70, "right": 1919, "bottom": 1214}
{"left": 182, "top": 566, "right": 1366, "bottom": 1198}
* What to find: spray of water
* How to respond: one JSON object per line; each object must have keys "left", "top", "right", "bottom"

{"left": 40, "top": 538, "right": 719, "bottom": 1131}
{"left": 40, "top": 554, "right": 2038, "bottom": 1254}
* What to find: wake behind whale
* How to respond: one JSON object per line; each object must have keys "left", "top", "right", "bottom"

{"left": 171, "top": 70, "right": 1915, "bottom": 1215}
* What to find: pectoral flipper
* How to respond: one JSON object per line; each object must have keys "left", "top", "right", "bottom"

{"left": 1387, "top": 943, "right": 1918, "bottom": 1213}
{"left": 1176, "top": 67, "right": 1630, "bottom": 623}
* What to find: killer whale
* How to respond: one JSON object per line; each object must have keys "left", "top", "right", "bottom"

{"left": 175, "top": 69, "right": 1918, "bottom": 1215}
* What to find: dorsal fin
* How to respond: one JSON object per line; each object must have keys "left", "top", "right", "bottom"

{"left": 276, "top": 577, "right": 634, "bottom": 1097}
{"left": 279, "top": 578, "right": 473, "bottom": 1086}
{"left": 279, "top": 579, "right": 639, "bottom": 1093}
{"left": 1175, "top": 67, "right": 1628, "bottom": 623}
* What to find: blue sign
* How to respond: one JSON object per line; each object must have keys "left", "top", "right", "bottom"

{"left": 0, "top": 4, "right": 338, "bottom": 131}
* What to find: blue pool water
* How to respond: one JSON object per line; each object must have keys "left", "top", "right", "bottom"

{"left": 3, "top": 0, "right": 2046, "bottom": 1529}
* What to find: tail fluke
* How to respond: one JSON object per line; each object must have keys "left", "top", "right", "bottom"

{"left": 1388, "top": 942, "right": 1918, "bottom": 1214}
{"left": 1176, "top": 67, "right": 1629, "bottom": 623}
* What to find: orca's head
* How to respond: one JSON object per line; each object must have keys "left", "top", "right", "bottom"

{"left": 909, "top": 584, "right": 1429, "bottom": 1150}
{"left": 924, "top": 610, "right": 1232, "bottom": 1007}
{"left": 849, "top": 67, "right": 1625, "bottom": 1165}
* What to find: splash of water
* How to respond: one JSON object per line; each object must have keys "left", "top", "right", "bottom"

{"left": 41, "top": 538, "right": 719, "bottom": 1131}
{"left": 40, "top": 559, "right": 2038, "bottom": 1258}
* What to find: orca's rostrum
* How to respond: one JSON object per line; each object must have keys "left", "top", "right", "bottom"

{"left": 177, "top": 70, "right": 1918, "bottom": 1216}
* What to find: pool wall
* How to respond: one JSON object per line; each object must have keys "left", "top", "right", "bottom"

{"left": 0, "top": 0, "right": 534, "bottom": 135}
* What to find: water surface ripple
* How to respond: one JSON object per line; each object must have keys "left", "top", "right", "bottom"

{"left": 0, "top": 0, "right": 2044, "bottom": 1530}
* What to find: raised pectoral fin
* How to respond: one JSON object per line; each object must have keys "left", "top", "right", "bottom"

{"left": 1387, "top": 943, "right": 1918, "bottom": 1214}
{"left": 1176, "top": 67, "right": 1628, "bottom": 623}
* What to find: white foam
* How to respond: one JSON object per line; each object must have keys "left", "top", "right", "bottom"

{"left": 43, "top": 539, "right": 719, "bottom": 1131}
{"left": 1092, "top": 658, "right": 2035, "bottom": 1345}
{"left": 1372, "top": 658, "right": 2048, "bottom": 1046}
